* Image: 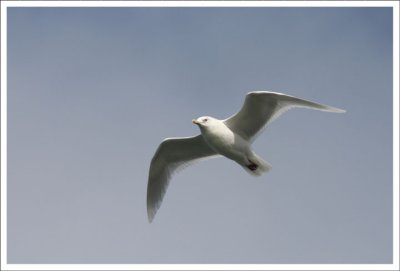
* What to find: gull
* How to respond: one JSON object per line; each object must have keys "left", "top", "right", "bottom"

{"left": 147, "top": 91, "right": 345, "bottom": 222}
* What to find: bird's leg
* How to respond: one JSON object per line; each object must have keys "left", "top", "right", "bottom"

{"left": 246, "top": 159, "right": 258, "bottom": 171}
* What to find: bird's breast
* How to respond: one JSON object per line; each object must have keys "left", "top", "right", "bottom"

{"left": 202, "top": 125, "right": 248, "bottom": 160}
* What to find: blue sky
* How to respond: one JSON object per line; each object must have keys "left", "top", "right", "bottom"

{"left": 7, "top": 7, "right": 393, "bottom": 263}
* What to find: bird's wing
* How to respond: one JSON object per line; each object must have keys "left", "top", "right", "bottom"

{"left": 224, "top": 91, "right": 345, "bottom": 142}
{"left": 147, "top": 135, "right": 218, "bottom": 222}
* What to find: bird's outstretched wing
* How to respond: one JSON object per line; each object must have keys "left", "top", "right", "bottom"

{"left": 224, "top": 91, "right": 345, "bottom": 142}
{"left": 147, "top": 135, "right": 218, "bottom": 222}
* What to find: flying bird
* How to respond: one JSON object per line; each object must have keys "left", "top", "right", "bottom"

{"left": 147, "top": 91, "right": 345, "bottom": 222}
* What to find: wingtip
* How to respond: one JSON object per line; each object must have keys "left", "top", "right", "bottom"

{"left": 330, "top": 107, "right": 346, "bottom": 113}
{"left": 247, "top": 91, "right": 347, "bottom": 114}
{"left": 147, "top": 211, "right": 154, "bottom": 223}
{"left": 147, "top": 206, "right": 155, "bottom": 223}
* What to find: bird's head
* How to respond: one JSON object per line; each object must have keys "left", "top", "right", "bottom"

{"left": 192, "top": 116, "right": 216, "bottom": 128}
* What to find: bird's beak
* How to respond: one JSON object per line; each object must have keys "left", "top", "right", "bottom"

{"left": 192, "top": 119, "right": 200, "bottom": 125}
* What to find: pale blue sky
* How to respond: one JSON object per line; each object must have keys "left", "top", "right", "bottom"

{"left": 7, "top": 7, "right": 393, "bottom": 263}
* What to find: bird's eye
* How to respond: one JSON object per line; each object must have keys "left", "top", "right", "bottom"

{"left": 203, "top": 118, "right": 208, "bottom": 122}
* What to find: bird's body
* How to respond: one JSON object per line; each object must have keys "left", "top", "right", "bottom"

{"left": 198, "top": 117, "right": 246, "bottom": 162}
{"left": 146, "top": 91, "right": 345, "bottom": 222}
{"left": 194, "top": 116, "right": 269, "bottom": 175}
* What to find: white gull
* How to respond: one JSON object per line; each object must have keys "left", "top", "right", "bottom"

{"left": 146, "top": 91, "right": 345, "bottom": 222}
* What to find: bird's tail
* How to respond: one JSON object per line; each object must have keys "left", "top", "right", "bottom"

{"left": 242, "top": 152, "right": 272, "bottom": 176}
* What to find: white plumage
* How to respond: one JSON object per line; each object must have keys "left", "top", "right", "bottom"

{"left": 147, "top": 91, "right": 345, "bottom": 222}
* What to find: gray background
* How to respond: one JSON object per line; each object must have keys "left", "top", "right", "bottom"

{"left": 7, "top": 7, "right": 393, "bottom": 263}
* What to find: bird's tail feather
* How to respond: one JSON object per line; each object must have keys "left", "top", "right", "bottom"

{"left": 242, "top": 152, "right": 272, "bottom": 176}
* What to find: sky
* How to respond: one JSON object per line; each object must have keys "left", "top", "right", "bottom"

{"left": 7, "top": 7, "right": 393, "bottom": 264}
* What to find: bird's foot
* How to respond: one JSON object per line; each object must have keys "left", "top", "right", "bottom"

{"left": 247, "top": 161, "right": 258, "bottom": 171}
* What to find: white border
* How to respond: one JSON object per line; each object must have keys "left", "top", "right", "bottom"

{"left": 393, "top": 0, "right": 400, "bottom": 269}
{"left": 1, "top": 0, "right": 398, "bottom": 7}
{"left": 1, "top": 1, "right": 399, "bottom": 271}
{"left": 1, "top": 0, "right": 8, "bottom": 270}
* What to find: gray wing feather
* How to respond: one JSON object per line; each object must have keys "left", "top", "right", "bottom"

{"left": 224, "top": 91, "right": 345, "bottom": 141}
{"left": 147, "top": 135, "right": 217, "bottom": 222}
